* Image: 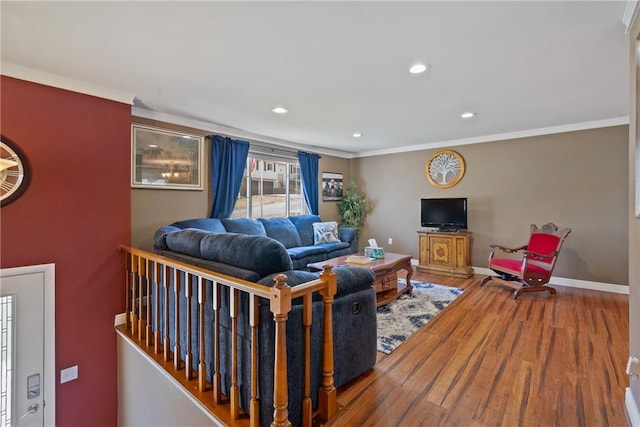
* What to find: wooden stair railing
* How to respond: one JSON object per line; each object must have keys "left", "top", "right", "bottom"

{"left": 119, "top": 246, "right": 337, "bottom": 427}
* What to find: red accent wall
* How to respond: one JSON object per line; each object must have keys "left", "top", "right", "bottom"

{"left": 1, "top": 76, "right": 131, "bottom": 426}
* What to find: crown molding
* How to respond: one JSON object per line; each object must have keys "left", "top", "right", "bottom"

{"left": 0, "top": 62, "right": 135, "bottom": 105}
{"left": 132, "top": 107, "right": 355, "bottom": 159}
{"left": 354, "top": 116, "right": 630, "bottom": 158}
{"left": 624, "top": 0, "right": 640, "bottom": 34}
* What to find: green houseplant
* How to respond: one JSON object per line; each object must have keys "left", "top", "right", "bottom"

{"left": 337, "top": 181, "right": 367, "bottom": 234}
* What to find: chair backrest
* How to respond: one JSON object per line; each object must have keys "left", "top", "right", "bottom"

{"left": 526, "top": 223, "right": 571, "bottom": 274}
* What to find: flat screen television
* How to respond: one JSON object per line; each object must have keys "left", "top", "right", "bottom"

{"left": 420, "top": 197, "right": 467, "bottom": 231}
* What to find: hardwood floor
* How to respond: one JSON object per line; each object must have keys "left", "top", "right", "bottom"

{"left": 323, "top": 270, "right": 630, "bottom": 427}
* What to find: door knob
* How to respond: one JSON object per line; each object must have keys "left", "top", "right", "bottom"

{"left": 17, "top": 403, "right": 39, "bottom": 421}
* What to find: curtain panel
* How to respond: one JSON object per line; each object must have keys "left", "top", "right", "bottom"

{"left": 297, "top": 151, "right": 319, "bottom": 215}
{"left": 209, "top": 135, "right": 250, "bottom": 218}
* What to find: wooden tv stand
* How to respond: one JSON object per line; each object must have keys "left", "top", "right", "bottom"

{"left": 417, "top": 230, "right": 473, "bottom": 278}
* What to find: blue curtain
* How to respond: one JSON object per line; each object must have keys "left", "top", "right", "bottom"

{"left": 209, "top": 135, "right": 250, "bottom": 218}
{"left": 297, "top": 151, "right": 319, "bottom": 215}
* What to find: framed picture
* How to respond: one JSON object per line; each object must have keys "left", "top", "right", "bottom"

{"left": 322, "top": 172, "right": 343, "bottom": 201}
{"left": 131, "top": 125, "right": 204, "bottom": 190}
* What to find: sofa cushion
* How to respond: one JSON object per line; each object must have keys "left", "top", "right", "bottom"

{"left": 259, "top": 217, "right": 303, "bottom": 249}
{"left": 258, "top": 266, "right": 374, "bottom": 299}
{"left": 165, "top": 228, "right": 211, "bottom": 258}
{"left": 289, "top": 214, "right": 322, "bottom": 246}
{"left": 286, "top": 245, "right": 327, "bottom": 260}
{"left": 155, "top": 249, "right": 262, "bottom": 282}
{"left": 199, "top": 232, "right": 293, "bottom": 277}
{"left": 314, "top": 241, "right": 351, "bottom": 253}
{"left": 221, "top": 218, "right": 267, "bottom": 236}
{"left": 172, "top": 218, "right": 226, "bottom": 233}
{"left": 258, "top": 269, "right": 319, "bottom": 291}
{"left": 332, "top": 266, "right": 375, "bottom": 297}
{"left": 312, "top": 221, "right": 341, "bottom": 244}
{"left": 153, "top": 225, "right": 180, "bottom": 250}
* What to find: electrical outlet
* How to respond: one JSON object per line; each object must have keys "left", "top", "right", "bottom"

{"left": 60, "top": 365, "right": 78, "bottom": 384}
{"left": 388, "top": 237, "right": 393, "bottom": 245}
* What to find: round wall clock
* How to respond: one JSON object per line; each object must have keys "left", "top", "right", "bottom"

{"left": 425, "top": 149, "right": 465, "bottom": 188}
{"left": 1, "top": 136, "right": 30, "bottom": 207}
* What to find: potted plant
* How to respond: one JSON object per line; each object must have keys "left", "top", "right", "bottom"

{"left": 337, "top": 181, "right": 368, "bottom": 235}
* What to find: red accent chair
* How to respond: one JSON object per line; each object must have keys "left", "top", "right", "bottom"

{"left": 480, "top": 223, "right": 571, "bottom": 299}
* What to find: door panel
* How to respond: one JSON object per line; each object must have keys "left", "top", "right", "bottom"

{"left": 0, "top": 265, "right": 54, "bottom": 427}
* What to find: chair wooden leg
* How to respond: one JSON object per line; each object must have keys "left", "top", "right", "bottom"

{"left": 513, "top": 285, "right": 556, "bottom": 299}
{"left": 480, "top": 275, "right": 493, "bottom": 286}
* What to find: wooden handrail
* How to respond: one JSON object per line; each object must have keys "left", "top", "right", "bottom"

{"left": 118, "top": 245, "right": 337, "bottom": 426}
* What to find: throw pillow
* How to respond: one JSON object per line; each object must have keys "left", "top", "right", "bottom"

{"left": 312, "top": 221, "right": 341, "bottom": 244}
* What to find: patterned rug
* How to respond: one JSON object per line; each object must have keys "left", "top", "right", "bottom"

{"left": 377, "top": 279, "right": 464, "bottom": 354}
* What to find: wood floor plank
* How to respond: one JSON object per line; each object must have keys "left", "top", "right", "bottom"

{"left": 324, "top": 271, "right": 630, "bottom": 427}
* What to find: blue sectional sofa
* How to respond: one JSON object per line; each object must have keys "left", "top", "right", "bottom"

{"left": 154, "top": 214, "right": 358, "bottom": 269}
{"left": 151, "top": 217, "right": 376, "bottom": 426}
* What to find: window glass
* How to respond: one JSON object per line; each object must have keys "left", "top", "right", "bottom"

{"left": 232, "top": 155, "right": 308, "bottom": 219}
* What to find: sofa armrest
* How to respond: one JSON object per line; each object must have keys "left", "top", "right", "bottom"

{"left": 338, "top": 227, "right": 358, "bottom": 253}
{"left": 153, "top": 225, "right": 181, "bottom": 250}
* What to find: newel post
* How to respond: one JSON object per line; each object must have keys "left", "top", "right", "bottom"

{"left": 318, "top": 265, "right": 337, "bottom": 421}
{"left": 270, "top": 274, "right": 292, "bottom": 427}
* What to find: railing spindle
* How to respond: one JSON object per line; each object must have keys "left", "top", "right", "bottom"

{"left": 174, "top": 268, "right": 182, "bottom": 371}
{"left": 138, "top": 256, "right": 145, "bottom": 341}
{"left": 250, "top": 294, "right": 260, "bottom": 427}
{"left": 145, "top": 259, "right": 153, "bottom": 347}
{"left": 185, "top": 273, "right": 193, "bottom": 380}
{"left": 154, "top": 262, "right": 161, "bottom": 354}
{"left": 131, "top": 254, "right": 139, "bottom": 336}
{"left": 302, "top": 293, "right": 312, "bottom": 427}
{"left": 198, "top": 277, "right": 207, "bottom": 392}
{"left": 212, "top": 281, "right": 222, "bottom": 403}
{"left": 163, "top": 265, "right": 171, "bottom": 362}
{"left": 124, "top": 252, "right": 131, "bottom": 331}
{"left": 230, "top": 288, "right": 240, "bottom": 419}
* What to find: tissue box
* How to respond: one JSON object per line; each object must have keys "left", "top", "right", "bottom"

{"left": 364, "top": 246, "right": 385, "bottom": 259}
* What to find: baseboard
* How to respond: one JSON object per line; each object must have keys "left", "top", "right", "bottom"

{"left": 472, "top": 267, "right": 628, "bottom": 295}
{"left": 114, "top": 312, "right": 127, "bottom": 327}
{"left": 627, "top": 388, "right": 640, "bottom": 427}
{"left": 408, "top": 259, "right": 629, "bottom": 295}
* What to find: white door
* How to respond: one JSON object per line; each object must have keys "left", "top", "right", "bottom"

{"left": 0, "top": 265, "right": 55, "bottom": 427}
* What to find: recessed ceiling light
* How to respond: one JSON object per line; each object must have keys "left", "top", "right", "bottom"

{"left": 409, "top": 63, "right": 429, "bottom": 74}
{"left": 460, "top": 112, "right": 476, "bottom": 119}
{"left": 353, "top": 133, "right": 362, "bottom": 138}
{"left": 272, "top": 106, "right": 288, "bottom": 114}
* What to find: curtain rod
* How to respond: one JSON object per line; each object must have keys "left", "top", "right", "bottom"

{"left": 208, "top": 134, "right": 321, "bottom": 158}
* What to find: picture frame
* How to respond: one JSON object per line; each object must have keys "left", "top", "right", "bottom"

{"left": 131, "top": 125, "right": 204, "bottom": 190}
{"left": 322, "top": 172, "right": 343, "bottom": 201}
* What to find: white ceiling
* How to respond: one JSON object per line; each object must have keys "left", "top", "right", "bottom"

{"left": 0, "top": 1, "right": 630, "bottom": 158}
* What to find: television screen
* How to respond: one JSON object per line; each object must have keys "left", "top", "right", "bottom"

{"left": 421, "top": 198, "right": 467, "bottom": 230}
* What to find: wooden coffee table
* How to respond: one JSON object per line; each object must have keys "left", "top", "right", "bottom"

{"left": 307, "top": 252, "right": 413, "bottom": 307}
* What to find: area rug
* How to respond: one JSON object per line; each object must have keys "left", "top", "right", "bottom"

{"left": 377, "top": 279, "right": 464, "bottom": 354}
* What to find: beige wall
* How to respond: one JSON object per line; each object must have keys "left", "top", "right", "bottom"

{"left": 318, "top": 155, "right": 351, "bottom": 221}
{"left": 353, "top": 125, "right": 628, "bottom": 285}
{"left": 131, "top": 117, "right": 211, "bottom": 250}
{"left": 131, "top": 118, "right": 628, "bottom": 285}
{"left": 131, "top": 116, "right": 353, "bottom": 250}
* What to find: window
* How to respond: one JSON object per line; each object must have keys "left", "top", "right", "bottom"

{"left": 1, "top": 295, "right": 13, "bottom": 427}
{"left": 231, "top": 155, "right": 307, "bottom": 219}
